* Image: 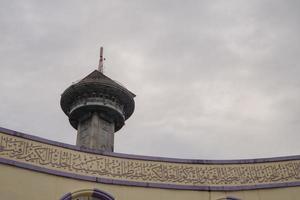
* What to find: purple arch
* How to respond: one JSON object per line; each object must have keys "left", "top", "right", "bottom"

{"left": 60, "top": 189, "right": 114, "bottom": 200}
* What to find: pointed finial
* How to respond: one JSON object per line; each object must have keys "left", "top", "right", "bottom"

{"left": 98, "top": 47, "right": 104, "bottom": 73}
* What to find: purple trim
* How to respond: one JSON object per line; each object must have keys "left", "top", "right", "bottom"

{"left": 226, "top": 197, "right": 241, "bottom": 200}
{"left": 92, "top": 189, "right": 114, "bottom": 200}
{"left": 1, "top": 157, "right": 300, "bottom": 191}
{"left": 60, "top": 192, "right": 72, "bottom": 200}
{"left": 0, "top": 157, "right": 97, "bottom": 182}
{"left": 1, "top": 126, "right": 300, "bottom": 164}
{"left": 59, "top": 189, "right": 114, "bottom": 200}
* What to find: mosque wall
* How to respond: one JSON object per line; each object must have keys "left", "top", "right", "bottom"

{"left": 1, "top": 127, "right": 300, "bottom": 200}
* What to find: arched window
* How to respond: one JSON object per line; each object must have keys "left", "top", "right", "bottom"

{"left": 60, "top": 189, "right": 114, "bottom": 200}
{"left": 217, "top": 197, "right": 240, "bottom": 200}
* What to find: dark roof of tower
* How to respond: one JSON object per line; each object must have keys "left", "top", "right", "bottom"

{"left": 78, "top": 70, "right": 135, "bottom": 97}
{"left": 60, "top": 70, "right": 135, "bottom": 122}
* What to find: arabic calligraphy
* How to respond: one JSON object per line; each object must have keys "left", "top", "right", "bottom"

{"left": 1, "top": 132, "right": 300, "bottom": 186}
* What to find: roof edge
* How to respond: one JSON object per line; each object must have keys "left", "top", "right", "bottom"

{"left": 0, "top": 126, "right": 299, "bottom": 164}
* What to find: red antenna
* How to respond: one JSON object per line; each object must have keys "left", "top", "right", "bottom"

{"left": 98, "top": 47, "right": 104, "bottom": 73}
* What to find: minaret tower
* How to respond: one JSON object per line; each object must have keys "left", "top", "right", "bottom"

{"left": 60, "top": 47, "right": 135, "bottom": 152}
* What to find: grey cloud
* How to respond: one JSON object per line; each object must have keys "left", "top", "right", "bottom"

{"left": 0, "top": 0, "right": 299, "bottom": 159}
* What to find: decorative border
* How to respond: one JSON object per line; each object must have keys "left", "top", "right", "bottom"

{"left": 1, "top": 126, "right": 300, "bottom": 164}
{"left": 1, "top": 126, "right": 300, "bottom": 191}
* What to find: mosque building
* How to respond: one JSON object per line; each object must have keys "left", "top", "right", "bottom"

{"left": 0, "top": 48, "right": 300, "bottom": 200}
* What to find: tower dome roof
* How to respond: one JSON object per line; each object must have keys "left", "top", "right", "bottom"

{"left": 60, "top": 69, "right": 135, "bottom": 131}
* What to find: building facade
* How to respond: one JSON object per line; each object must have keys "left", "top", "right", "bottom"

{"left": 1, "top": 51, "right": 300, "bottom": 199}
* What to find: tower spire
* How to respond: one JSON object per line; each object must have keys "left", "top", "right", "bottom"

{"left": 98, "top": 47, "right": 104, "bottom": 73}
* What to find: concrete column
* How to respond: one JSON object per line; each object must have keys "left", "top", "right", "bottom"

{"left": 76, "top": 112, "right": 115, "bottom": 152}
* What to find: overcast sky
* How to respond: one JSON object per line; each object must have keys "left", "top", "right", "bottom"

{"left": 0, "top": 0, "right": 299, "bottom": 159}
